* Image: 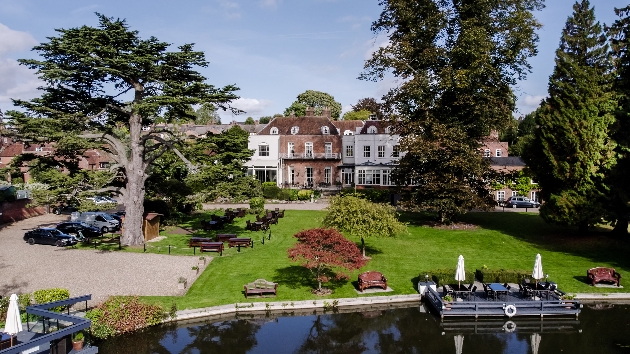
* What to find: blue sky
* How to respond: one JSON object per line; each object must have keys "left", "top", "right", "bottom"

{"left": 0, "top": 0, "right": 627, "bottom": 122}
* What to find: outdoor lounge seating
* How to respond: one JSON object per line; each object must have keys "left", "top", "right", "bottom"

{"left": 0, "top": 333, "right": 13, "bottom": 350}
{"left": 358, "top": 271, "right": 388, "bottom": 292}
{"left": 244, "top": 279, "right": 278, "bottom": 298}
{"left": 587, "top": 267, "right": 622, "bottom": 287}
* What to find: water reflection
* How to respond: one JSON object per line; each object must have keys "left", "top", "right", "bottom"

{"left": 99, "top": 302, "right": 630, "bottom": 353}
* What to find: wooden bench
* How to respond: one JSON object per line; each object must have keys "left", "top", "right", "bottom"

{"left": 200, "top": 242, "right": 224, "bottom": 256}
{"left": 189, "top": 237, "right": 215, "bottom": 248}
{"left": 244, "top": 279, "right": 278, "bottom": 298}
{"left": 216, "top": 234, "right": 237, "bottom": 242}
{"left": 229, "top": 238, "right": 253, "bottom": 248}
{"left": 587, "top": 267, "right": 622, "bottom": 287}
{"left": 358, "top": 271, "right": 388, "bottom": 292}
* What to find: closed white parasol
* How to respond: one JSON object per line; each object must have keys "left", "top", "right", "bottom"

{"left": 5, "top": 294, "right": 23, "bottom": 346}
{"left": 531, "top": 333, "right": 541, "bottom": 354}
{"left": 455, "top": 255, "right": 465, "bottom": 290}
{"left": 454, "top": 334, "right": 464, "bottom": 354}
{"left": 532, "top": 253, "right": 544, "bottom": 288}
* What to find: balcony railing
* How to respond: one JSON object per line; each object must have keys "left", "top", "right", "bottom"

{"left": 280, "top": 153, "right": 341, "bottom": 159}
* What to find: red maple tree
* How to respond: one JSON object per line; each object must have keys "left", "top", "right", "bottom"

{"left": 288, "top": 228, "right": 367, "bottom": 291}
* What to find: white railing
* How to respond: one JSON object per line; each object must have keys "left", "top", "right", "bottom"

{"left": 280, "top": 153, "right": 341, "bottom": 159}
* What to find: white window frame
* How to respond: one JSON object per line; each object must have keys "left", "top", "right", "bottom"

{"left": 496, "top": 149, "right": 502, "bottom": 157}
{"left": 291, "top": 126, "right": 299, "bottom": 135}
{"left": 378, "top": 145, "right": 385, "bottom": 158}
{"left": 258, "top": 144, "right": 269, "bottom": 157}
{"left": 512, "top": 191, "right": 518, "bottom": 196}
{"left": 324, "top": 167, "right": 331, "bottom": 183}
{"left": 345, "top": 145, "right": 354, "bottom": 157}
{"left": 363, "top": 146, "right": 371, "bottom": 158}
{"left": 497, "top": 191, "right": 505, "bottom": 201}
{"left": 288, "top": 142, "right": 295, "bottom": 157}
{"left": 382, "top": 169, "right": 391, "bottom": 186}
{"left": 141, "top": 125, "right": 151, "bottom": 131}
{"left": 368, "top": 126, "right": 377, "bottom": 134}
{"left": 484, "top": 149, "right": 491, "bottom": 157}
{"left": 321, "top": 126, "right": 330, "bottom": 135}
{"left": 305, "top": 142, "right": 313, "bottom": 158}
{"left": 270, "top": 127, "right": 279, "bottom": 135}
{"left": 325, "top": 142, "right": 332, "bottom": 158}
{"left": 392, "top": 145, "right": 400, "bottom": 158}
{"left": 343, "top": 130, "right": 354, "bottom": 136}
{"left": 35, "top": 147, "right": 44, "bottom": 152}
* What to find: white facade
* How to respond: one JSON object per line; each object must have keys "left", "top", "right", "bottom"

{"left": 246, "top": 134, "right": 280, "bottom": 183}
{"left": 353, "top": 131, "right": 403, "bottom": 187}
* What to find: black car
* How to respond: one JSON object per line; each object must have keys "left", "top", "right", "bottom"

{"left": 505, "top": 196, "right": 540, "bottom": 208}
{"left": 52, "top": 204, "right": 79, "bottom": 215}
{"left": 56, "top": 222, "right": 102, "bottom": 240}
{"left": 23, "top": 228, "right": 78, "bottom": 247}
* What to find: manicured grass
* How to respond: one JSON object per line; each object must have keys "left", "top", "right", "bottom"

{"left": 139, "top": 209, "right": 630, "bottom": 311}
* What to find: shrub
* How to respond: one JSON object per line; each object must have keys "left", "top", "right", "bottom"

{"left": 339, "top": 188, "right": 390, "bottom": 203}
{"left": 262, "top": 182, "right": 277, "bottom": 188}
{"left": 475, "top": 268, "right": 531, "bottom": 284}
{"left": 297, "top": 190, "right": 312, "bottom": 201}
{"left": 85, "top": 296, "right": 165, "bottom": 339}
{"left": 419, "top": 269, "right": 476, "bottom": 287}
{"left": 33, "top": 288, "right": 70, "bottom": 312}
{"left": 249, "top": 197, "right": 265, "bottom": 214}
{"left": 263, "top": 185, "right": 281, "bottom": 199}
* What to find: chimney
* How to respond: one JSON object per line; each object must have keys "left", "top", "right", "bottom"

{"left": 490, "top": 130, "right": 499, "bottom": 139}
{"left": 255, "top": 120, "right": 259, "bottom": 125}
{"left": 305, "top": 107, "right": 314, "bottom": 117}
{"left": 322, "top": 106, "right": 331, "bottom": 119}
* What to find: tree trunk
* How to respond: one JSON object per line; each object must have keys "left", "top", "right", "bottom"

{"left": 612, "top": 218, "right": 629, "bottom": 236}
{"left": 121, "top": 113, "right": 147, "bottom": 246}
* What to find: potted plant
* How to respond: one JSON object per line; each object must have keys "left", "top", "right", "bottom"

{"left": 192, "top": 265, "right": 199, "bottom": 274}
{"left": 72, "top": 331, "right": 84, "bottom": 351}
{"left": 198, "top": 256, "right": 206, "bottom": 266}
{"left": 178, "top": 277, "right": 187, "bottom": 289}
{"left": 442, "top": 295, "right": 453, "bottom": 303}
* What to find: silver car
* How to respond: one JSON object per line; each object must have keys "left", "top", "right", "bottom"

{"left": 505, "top": 196, "right": 540, "bottom": 208}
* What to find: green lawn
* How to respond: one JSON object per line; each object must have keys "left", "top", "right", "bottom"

{"left": 137, "top": 209, "right": 630, "bottom": 311}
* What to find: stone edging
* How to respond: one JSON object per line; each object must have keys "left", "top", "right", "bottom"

{"left": 171, "top": 294, "right": 422, "bottom": 322}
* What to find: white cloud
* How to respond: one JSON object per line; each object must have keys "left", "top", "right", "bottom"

{"left": 0, "top": 23, "right": 38, "bottom": 56}
{"left": 364, "top": 34, "right": 390, "bottom": 60}
{"left": 228, "top": 98, "right": 272, "bottom": 116}
{"left": 338, "top": 15, "right": 371, "bottom": 30}
{"left": 522, "top": 94, "right": 546, "bottom": 107}
{"left": 0, "top": 58, "right": 41, "bottom": 105}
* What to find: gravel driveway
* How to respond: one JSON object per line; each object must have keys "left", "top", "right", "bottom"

{"left": 0, "top": 214, "right": 203, "bottom": 305}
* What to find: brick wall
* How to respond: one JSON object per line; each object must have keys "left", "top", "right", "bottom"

{"left": 0, "top": 199, "right": 47, "bottom": 223}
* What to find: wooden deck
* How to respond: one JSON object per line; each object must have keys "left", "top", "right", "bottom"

{"left": 424, "top": 286, "right": 581, "bottom": 319}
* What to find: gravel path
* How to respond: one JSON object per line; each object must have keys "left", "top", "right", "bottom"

{"left": 0, "top": 214, "right": 204, "bottom": 305}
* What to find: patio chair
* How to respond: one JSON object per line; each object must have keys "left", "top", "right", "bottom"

{"left": 503, "top": 283, "right": 511, "bottom": 291}
{"left": 469, "top": 285, "right": 477, "bottom": 300}
{"left": 246, "top": 220, "right": 253, "bottom": 231}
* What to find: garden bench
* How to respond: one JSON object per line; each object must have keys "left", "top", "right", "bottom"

{"left": 587, "top": 267, "right": 621, "bottom": 287}
{"left": 200, "top": 242, "right": 224, "bottom": 256}
{"left": 244, "top": 279, "right": 278, "bottom": 298}
{"left": 358, "top": 271, "right": 388, "bottom": 292}
{"left": 216, "top": 233, "right": 237, "bottom": 242}
{"left": 189, "top": 237, "right": 215, "bottom": 248}
{"left": 229, "top": 237, "right": 253, "bottom": 248}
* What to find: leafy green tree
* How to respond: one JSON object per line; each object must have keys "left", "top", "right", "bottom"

{"left": 195, "top": 103, "right": 221, "bottom": 125}
{"left": 341, "top": 109, "right": 372, "bottom": 121}
{"left": 243, "top": 117, "right": 255, "bottom": 125}
{"left": 7, "top": 14, "right": 239, "bottom": 245}
{"left": 283, "top": 90, "right": 342, "bottom": 119}
{"left": 607, "top": 5, "right": 630, "bottom": 235}
{"left": 258, "top": 116, "right": 272, "bottom": 124}
{"left": 361, "top": 0, "right": 543, "bottom": 222}
{"left": 351, "top": 97, "right": 383, "bottom": 119}
{"left": 322, "top": 195, "right": 406, "bottom": 257}
{"left": 508, "top": 109, "right": 538, "bottom": 157}
{"left": 525, "top": 0, "right": 616, "bottom": 232}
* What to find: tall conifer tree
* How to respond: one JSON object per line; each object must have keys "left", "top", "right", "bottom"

{"left": 525, "top": 0, "right": 616, "bottom": 231}
{"left": 607, "top": 6, "right": 630, "bottom": 235}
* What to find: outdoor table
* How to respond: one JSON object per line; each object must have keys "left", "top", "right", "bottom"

{"left": 488, "top": 283, "right": 509, "bottom": 300}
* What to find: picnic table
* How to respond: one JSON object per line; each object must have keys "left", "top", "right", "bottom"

{"left": 216, "top": 233, "right": 237, "bottom": 242}
{"left": 228, "top": 237, "right": 253, "bottom": 248}
{"left": 189, "top": 237, "right": 215, "bottom": 248}
{"left": 200, "top": 242, "right": 224, "bottom": 256}
{"left": 487, "top": 283, "right": 509, "bottom": 300}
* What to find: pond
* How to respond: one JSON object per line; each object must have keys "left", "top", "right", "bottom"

{"left": 99, "top": 302, "right": 630, "bottom": 353}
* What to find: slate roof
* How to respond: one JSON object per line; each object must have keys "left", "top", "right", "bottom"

{"left": 359, "top": 120, "right": 393, "bottom": 134}
{"left": 259, "top": 116, "right": 339, "bottom": 135}
{"left": 332, "top": 120, "right": 364, "bottom": 134}
{"left": 488, "top": 156, "right": 526, "bottom": 167}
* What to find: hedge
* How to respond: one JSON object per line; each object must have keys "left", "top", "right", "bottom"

{"left": 475, "top": 268, "right": 531, "bottom": 284}
{"left": 420, "top": 269, "right": 476, "bottom": 287}
{"left": 33, "top": 288, "right": 70, "bottom": 312}
{"left": 85, "top": 296, "right": 165, "bottom": 339}
{"left": 339, "top": 188, "right": 391, "bottom": 203}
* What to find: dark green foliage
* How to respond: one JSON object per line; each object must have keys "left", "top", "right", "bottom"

{"left": 420, "top": 269, "right": 475, "bottom": 287}
{"left": 606, "top": 5, "right": 630, "bottom": 235}
{"left": 297, "top": 190, "right": 312, "bottom": 201}
{"left": 33, "top": 288, "right": 70, "bottom": 312}
{"left": 195, "top": 103, "right": 221, "bottom": 125}
{"left": 475, "top": 268, "right": 531, "bottom": 284}
{"left": 259, "top": 116, "right": 272, "bottom": 124}
{"left": 525, "top": 0, "right": 615, "bottom": 231}
{"left": 362, "top": 0, "right": 543, "bottom": 222}
{"left": 508, "top": 111, "right": 538, "bottom": 157}
{"left": 244, "top": 117, "right": 255, "bottom": 125}
{"left": 249, "top": 197, "right": 265, "bottom": 214}
{"left": 279, "top": 189, "right": 298, "bottom": 201}
{"left": 263, "top": 185, "right": 281, "bottom": 199}
{"left": 339, "top": 188, "right": 390, "bottom": 203}
{"left": 351, "top": 97, "right": 383, "bottom": 120}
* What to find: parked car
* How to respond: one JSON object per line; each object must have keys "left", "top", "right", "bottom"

{"left": 505, "top": 196, "right": 540, "bottom": 208}
{"left": 51, "top": 204, "right": 79, "bottom": 215}
{"left": 70, "top": 212, "right": 120, "bottom": 233}
{"left": 23, "top": 228, "right": 78, "bottom": 247}
{"left": 56, "top": 222, "right": 102, "bottom": 240}
{"left": 99, "top": 196, "right": 118, "bottom": 204}
{"left": 86, "top": 196, "right": 116, "bottom": 204}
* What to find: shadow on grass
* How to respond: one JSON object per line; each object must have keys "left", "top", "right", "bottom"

{"left": 273, "top": 265, "right": 350, "bottom": 291}
{"left": 397, "top": 211, "right": 440, "bottom": 227}
{"left": 362, "top": 245, "right": 383, "bottom": 257}
{"left": 572, "top": 275, "right": 590, "bottom": 286}
{"left": 459, "top": 212, "right": 630, "bottom": 270}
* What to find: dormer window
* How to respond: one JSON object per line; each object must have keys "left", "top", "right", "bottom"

{"left": 385, "top": 126, "right": 392, "bottom": 134}
{"left": 141, "top": 125, "right": 151, "bottom": 131}
{"left": 367, "top": 126, "right": 378, "bottom": 134}
{"left": 344, "top": 130, "right": 354, "bottom": 136}
{"left": 321, "top": 126, "right": 330, "bottom": 135}
{"left": 270, "top": 127, "right": 279, "bottom": 135}
{"left": 291, "top": 126, "right": 299, "bottom": 135}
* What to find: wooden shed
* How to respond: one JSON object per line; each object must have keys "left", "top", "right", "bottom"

{"left": 143, "top": 213, "right": 163, "bottom": 241}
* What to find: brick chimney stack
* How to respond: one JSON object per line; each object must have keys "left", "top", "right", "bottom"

{"left": 305, "top": 107, "right": 315, "bottom": 117}
{"left": 322, "top": 106, "right": 331, "bottom": 119}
